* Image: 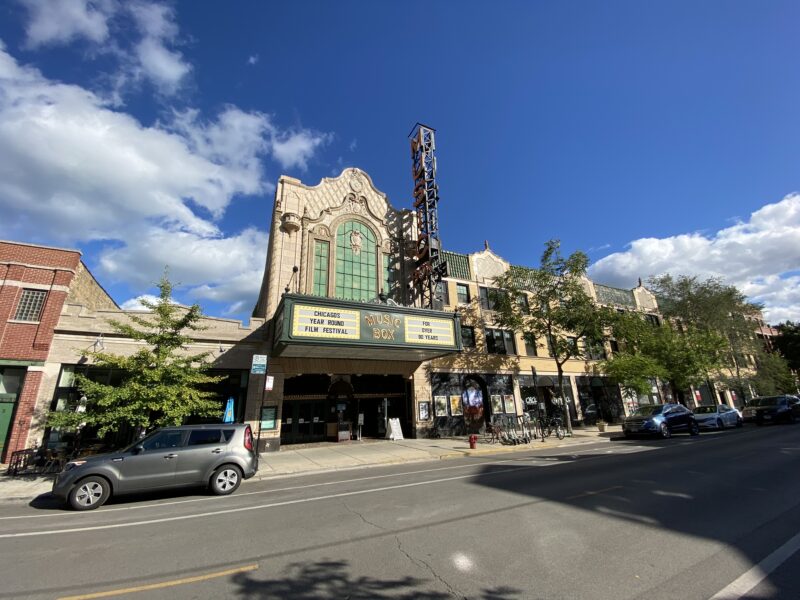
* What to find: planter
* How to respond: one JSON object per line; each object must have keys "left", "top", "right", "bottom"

{"left": 597, "top": 421, "right": 606, "bottom": 432}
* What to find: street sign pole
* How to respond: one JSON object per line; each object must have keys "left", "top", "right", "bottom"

{"left": 251, "top": 355, "right": 269, "bottom": 460}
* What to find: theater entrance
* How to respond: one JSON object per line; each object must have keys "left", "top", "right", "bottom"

{"left": 280, "top": 374, "right": 410, "bottom": 444}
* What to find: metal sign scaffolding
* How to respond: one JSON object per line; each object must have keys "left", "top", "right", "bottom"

{"left": 409, "top": 123, "right": 447, "bottom": 309}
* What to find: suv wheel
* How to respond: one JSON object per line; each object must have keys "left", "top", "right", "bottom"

{"left": 69, "top": 476, "right": 110, "bottom": 511}
{"left": 659, "top": 423, "right": 671, "bottom": 439}
{"left": 210, "top": 465, "right": 242, "bottom": 495}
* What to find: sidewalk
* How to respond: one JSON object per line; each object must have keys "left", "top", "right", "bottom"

{"left": 0, "top": 425, "right": 622, "bottom": 503}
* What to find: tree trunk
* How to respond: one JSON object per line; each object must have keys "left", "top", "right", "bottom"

{"left": 556, "top": 366, "right": 573, "bottom": 434}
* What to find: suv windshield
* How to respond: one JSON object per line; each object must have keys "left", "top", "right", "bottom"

{"left": 694, "top": 406, "right": 716, "bottom": 414}
{"left": 632, "top": 405, "right": 664, "bottom": 416}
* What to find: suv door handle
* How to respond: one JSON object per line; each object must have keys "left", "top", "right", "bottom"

{"left": 164, "top": 453, "right": 178, "bottom": 459}
{"left": 211, "top": 448, "right": 223, "bottom": 454}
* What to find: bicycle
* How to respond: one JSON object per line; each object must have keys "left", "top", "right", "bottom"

{"left": 539, "top": 416, "right": 566, "bottom": 440}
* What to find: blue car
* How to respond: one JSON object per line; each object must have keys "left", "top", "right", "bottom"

{"left": 622, "top": 403, "right": 700, "bottom": 439}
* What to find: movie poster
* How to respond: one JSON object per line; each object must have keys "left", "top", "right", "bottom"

{"left": 503, "top": 394, "right": 516, "bottom": 414}
{"left": 491, "top": 394, "right": 503, "bottom": 414}
{"left": 449, "top": 395, "right": 463, "bottom": 416}
{"left": 434, "top": 396, "right": 447, "bottom": 416}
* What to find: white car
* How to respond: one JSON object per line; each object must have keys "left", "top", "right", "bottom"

{"left": 692, "top": 404, "right": 743, "bottom": 430}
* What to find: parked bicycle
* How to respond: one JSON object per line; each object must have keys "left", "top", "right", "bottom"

{"left": 538, "top": 415, "right": 566, "bottom": 440}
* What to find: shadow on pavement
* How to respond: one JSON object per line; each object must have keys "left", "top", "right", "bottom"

{"left": 230, "top": 558, "right": 520, "bottom": 599}
{"left": 470, "top": 426, "right": 800, "bottom": 599}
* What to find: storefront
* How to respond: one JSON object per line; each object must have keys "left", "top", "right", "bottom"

{"left": 0, "top": 366, "right": 26, "bottom": 457}
{"left": 519, "top": 373, "right": 577, "bottom": 421}
{"left": 270, "top": 294, "right": 461, "bottom": 445}
{"left": 576, "top": 376, "right": 624, "bottom": 423}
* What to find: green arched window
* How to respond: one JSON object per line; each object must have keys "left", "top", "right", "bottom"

{"left": 335, "top": 221, "right": 377, "bottom": 301}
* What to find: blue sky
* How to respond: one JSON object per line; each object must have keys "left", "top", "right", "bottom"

{"left": 1, "top": 1, "right": 798, "bottom": 324}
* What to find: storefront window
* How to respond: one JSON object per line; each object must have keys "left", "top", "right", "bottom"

{"left": 0, "top": 368, "right": 24, "bottom": 396}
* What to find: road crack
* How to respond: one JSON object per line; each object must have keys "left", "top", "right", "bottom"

{"left": 342, "top": 502, "right": 387, "bottom": 531}
{"left": 394, "top": 535, "right": 463, "bottom": 598}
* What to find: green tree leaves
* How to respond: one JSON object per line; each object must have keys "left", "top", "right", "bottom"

{"left": 48, "top": 272, "right": 224, "bottom": 438}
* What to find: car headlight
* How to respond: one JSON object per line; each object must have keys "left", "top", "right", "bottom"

{"left": 63, "top": 460, "right": 87, "bottom": 472}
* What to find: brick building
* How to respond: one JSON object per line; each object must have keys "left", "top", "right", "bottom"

{"left": 0, "top": 241, "right": 117, "bottom": 461}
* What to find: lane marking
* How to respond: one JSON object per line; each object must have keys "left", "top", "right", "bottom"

{"left": 0, "top": 467, "right": 529, "bottom": 538}
{"left": 566, "top": 486, "right": 623, "bottom": 500}
{"left": 0, "top": 443, "right": 633, "bottom": 522}
{"left": 57, "top": 563, "right": 258, "bottom": 599}
{"left": 709, "top": 529, "right": 800, "bottom": 600}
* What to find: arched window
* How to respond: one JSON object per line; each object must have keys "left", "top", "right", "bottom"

{"left": 335, "top": 221, "right": 377, "bottom": 301}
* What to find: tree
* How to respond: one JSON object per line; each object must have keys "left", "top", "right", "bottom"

{"left": 774, "top": 321, "right": 800, "bottom": 373}
{"left": 648, "top": 274, "right": 763, "bottom": 402}
{"left": 600, "top": 311, "right": 666, "bottom": 399}
{"left": 48, "top": 272, "right": 224, "bottom": 440}
{"left": 749, "top": 350, "right": 796, "bottom": 396}
{"left": 602, "top": 310, "right": 724, "bottom": 404}
{"left": 491, "top": 240, "right": 610, "bottom": 433}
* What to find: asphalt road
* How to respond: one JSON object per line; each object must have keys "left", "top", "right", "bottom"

{"left": 1, "top": 425, "right": 799, "bottom": 600}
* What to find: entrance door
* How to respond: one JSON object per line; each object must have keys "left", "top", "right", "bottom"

{"left": 0, "top": 402, "right": 14, "bottom": 455}
{"left": 280, "top": 400, "right": 327, "bottom": 444}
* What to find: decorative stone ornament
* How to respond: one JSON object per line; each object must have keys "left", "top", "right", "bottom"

{"left": 348, "top": 169, "right": 364, "bottom": 193}
{"left": 350, "top": 230, "right": 363, "bottom": 255}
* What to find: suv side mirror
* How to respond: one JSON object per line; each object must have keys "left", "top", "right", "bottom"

{"left": 132, "top": 444, "right": 145, "bottom": 455}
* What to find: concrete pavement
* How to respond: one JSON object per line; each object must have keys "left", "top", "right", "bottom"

{"left": 0, "top": 424, "right": 621, "bottom": 503}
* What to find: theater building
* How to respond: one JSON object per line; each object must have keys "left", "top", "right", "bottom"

{"left": 3, "top": 167, "right": 671, "bottom": 457}
{"left": 250, "top": 168, "right": 461, "bottom": 449}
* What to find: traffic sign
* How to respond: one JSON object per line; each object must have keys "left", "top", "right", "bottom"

{"left": 251, "top": 354, "right": 268, "bottom": 374}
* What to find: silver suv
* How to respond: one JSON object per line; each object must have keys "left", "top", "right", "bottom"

{"left": 52, "top": 424, "right": 258, "bottom": 510}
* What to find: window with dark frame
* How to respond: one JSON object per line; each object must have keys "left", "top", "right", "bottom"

{"left": 524, "top": 333, "right": 538, "bottom": 356}
{"left": 14, "top": 289, "right": 47, "bottom": 321}
{"left": 517, "top": 293, "right": 529, "bottom": 313}
{"left": 584, "top": 337, "right": 606, "bottom": 360}
{"left": 437, "top": 281, "right": 450, "bottom": 305}
{"left": 484, "top": 328, "right": 516, "bottom": 355}
{"left": 479, "top": 287, "right": 492, "bottom": 310}
{"left": 644, "top": 314, "right": 660, "bottom": 327}
{"left": 461, "top": 325, "right": 476, "bottom": 348}
{"left": 456, "top": 283, "right": 470, "bottom": 304}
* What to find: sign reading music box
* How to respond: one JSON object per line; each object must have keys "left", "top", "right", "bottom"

{"left": 275, "top": 295, "right": 461, "bottom": 360}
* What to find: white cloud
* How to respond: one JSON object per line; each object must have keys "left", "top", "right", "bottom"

{"left": 98, "top": 227, "right": 268, "bottom": 296}
{"left": 20, "top": 0, "right": 116, "bottom": 48}
{"left": 271, "top": 130, "right": 332, "bottom": 171}
{"left": 133, "top": 37, "right": 190, "bottom": 93}
{"left": 119, "top": 294, "right": 162, "bottom": 310}
{"left": 128, "top": 1, "right": 191, "bottom": 94}
{"left": 588, "top": 194, "right": 800, "bottom": 323}
{"left": 0, "top": 46, "right": 285, "bottom": 313}
{"left": 247, "top": 54, "right": 259, "bottom": 65}
{"left": 20, "top": 0, "right": 191, "bottom": 96}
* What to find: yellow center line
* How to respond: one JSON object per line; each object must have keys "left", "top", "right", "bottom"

{"left": 57, "top": 563, "right": 259, "bottom": 599}
{"left": 566, "top": 485, "right": 624, "bottom": 500}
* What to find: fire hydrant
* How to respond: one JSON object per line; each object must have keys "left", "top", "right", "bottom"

{"left": 468, "top": 434, "right": 478, "bottom": 449}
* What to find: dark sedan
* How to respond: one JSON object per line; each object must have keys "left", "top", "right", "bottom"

{"left": 623, "top": 403, "right": 700, "bottom": 439}
{"left": 741, "top": 395, "right": 800, "bottom": 425}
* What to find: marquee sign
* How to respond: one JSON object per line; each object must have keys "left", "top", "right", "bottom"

{"left": 289, "top": 303, "right": 455, "bottom": 348}
{"left": 292, "top": 305, "right": 360, "bottom": 339}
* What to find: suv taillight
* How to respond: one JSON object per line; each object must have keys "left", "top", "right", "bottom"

{"left": 244, "top": 425, "right": 253, "bottom": 451}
